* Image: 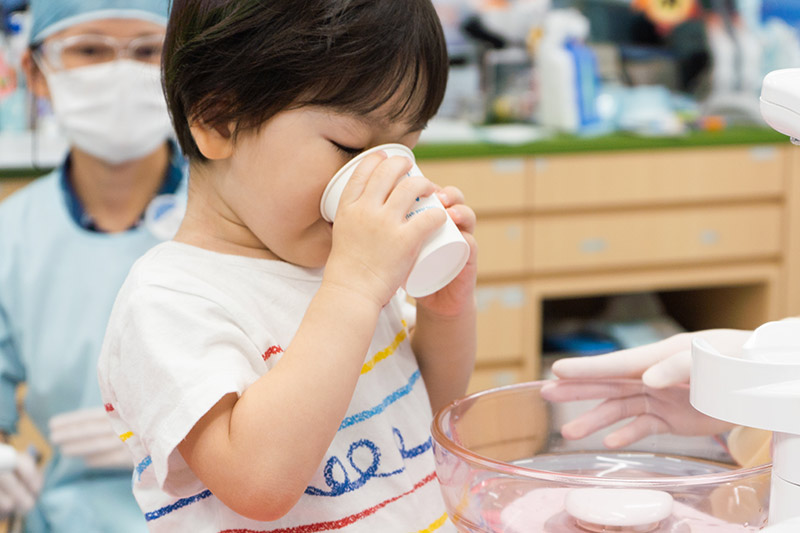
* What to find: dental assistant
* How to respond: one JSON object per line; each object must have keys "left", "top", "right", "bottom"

{"left": 0, "top": 0, "right": 184, "bottom": 531}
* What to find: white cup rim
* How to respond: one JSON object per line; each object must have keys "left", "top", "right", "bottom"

{"left": 320, "top": 143, "right": 415, "bottom": 222}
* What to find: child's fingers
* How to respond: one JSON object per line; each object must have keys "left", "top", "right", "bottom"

{"left": 404, "top": 204, "right": 448, "bottom": 242}
{"left": 337, "top": 151, "right": 387, "bottom": 205}
{"left": 446, "top": 204, "right": 476, "bottom": 235}
{"left": 436, "top": 186, "right": 465, "bottom": 208}
{"left": 360, "top": 155, "right": 413, "bottom": 204}
{"left": 385, "top": 174, "right": 438, "bottom": 217}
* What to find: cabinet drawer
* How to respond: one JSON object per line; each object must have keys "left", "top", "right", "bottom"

{"left": 475, "top": 217, "right": 525, "bottom": 276}
{"left": 531, "top": 146, "right": 785, "bottom": 210}
{"left": 476, "top": 284, "right": 527, "bottom": 364}
{"left": 422, "top": 157, "right": 528, "bottom": 213}
{"left": 528, "top": 204, "right": 783, "bottom": 272}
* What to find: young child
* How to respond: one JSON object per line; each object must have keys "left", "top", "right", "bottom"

{"left": 97, "top": 0, "right": 477, "bottom": 531}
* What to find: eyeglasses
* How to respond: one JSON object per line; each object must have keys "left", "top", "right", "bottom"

{"left": 37, "top": 33, "right": 165, "bottom": 71}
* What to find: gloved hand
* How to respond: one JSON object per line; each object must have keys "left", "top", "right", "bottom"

{"left": 49, "top": 407, "right": 133, "bottom": 469}
{"left": 540, "top": 329, "right": 752, "bottom": 448}
{"left": 539, "top": 379, "right": 735, "bottom": 448}
{"left": 0, "top": 443, "right": 42, "bottom": 519}
{"left": 548, "top": 329, "right": 753, "bottom": 388}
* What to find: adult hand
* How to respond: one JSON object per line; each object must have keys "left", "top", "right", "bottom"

{"left": 540, "top": 379, "right": 735, "bottom": 448}
{"left": 49, "top": 407, "right": 133, "bottom": 469}
{"left": 549, "top": 329, "right": 752, "bottom": 388}
{"left": 0, "top": 443, "right": 42, "bottom": 519}
{"left": 540, "top": 329, "right": 752, "bottom": 448}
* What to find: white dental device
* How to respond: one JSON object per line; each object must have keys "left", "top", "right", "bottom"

{"left": 760, "top": 68, "right": 800, "bottom": 144}
{"left": 691, "top": 74, "right": 800, "bottom": 530}
{"left": 691, "top": 319, "right": 800, "bottom": 527}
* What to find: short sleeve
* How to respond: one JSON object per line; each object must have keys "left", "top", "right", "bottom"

{"left": 102, "top": 282, "right": 264, "bottom": 497}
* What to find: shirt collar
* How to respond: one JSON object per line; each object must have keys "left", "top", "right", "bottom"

{"left": 59, "top": 141, "right": 186, "bottom": 233}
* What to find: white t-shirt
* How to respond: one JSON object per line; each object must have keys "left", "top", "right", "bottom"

{"left": 98, "top": 241, "right": 455, "bottom": 532}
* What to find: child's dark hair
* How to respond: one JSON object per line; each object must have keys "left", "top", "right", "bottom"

{"left": 163, "top": 0, "right": 449, "bottom": 161}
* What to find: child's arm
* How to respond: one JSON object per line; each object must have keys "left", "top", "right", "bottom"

{"left": 178, "top": 285, "right": 384, "bottom": 520}
{"left": 411, "top": 187, "right": 478, "bottom": 413}
{"left": 177, "top": 154, "right": 448, "bottom": 521}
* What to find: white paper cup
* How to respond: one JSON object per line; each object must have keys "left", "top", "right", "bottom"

{"left": 320, "top": 143, "right": 470, "bottom": 297}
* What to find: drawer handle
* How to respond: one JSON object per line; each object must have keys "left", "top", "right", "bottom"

{"left": 492, "top": 158, "right": 525, "bottom": 173}
{"left": 580, "top": 238, "right": 608, "bottom": 254}
{"left": 700, "top": 229, "right": 720, "bottom": 246}
{"left": 505, "top": 226, "right": 522, "bottom": 240}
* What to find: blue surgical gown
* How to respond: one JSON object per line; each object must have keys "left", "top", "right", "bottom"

{"left": 0, "top": 169, "right": 175, "bottom": 532}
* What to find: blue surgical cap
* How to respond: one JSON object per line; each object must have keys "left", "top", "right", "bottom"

{"left": 30, "top": 0, "right": 170, "bottom": 43}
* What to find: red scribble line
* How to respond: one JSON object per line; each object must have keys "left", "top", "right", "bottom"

{"left": 263, "top": 345, "right": 284, "bottom": 361}
{"left": 104, "top": 403, "right": 114, "bottom": 412}
{"left": 220, "top": 471, "right": 437, "bottom": 533}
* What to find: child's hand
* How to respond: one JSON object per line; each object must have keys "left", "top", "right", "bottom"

{"left": 414, "top": 186, "right": 477, "bottom": 317}
{"left": 323, "top": 152, "right": 447, "bottom": 309}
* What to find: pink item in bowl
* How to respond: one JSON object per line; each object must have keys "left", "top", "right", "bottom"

{"left": 431, "top": 380, "right": 771, "bottom": 532}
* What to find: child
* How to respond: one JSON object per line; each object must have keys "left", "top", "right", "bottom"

{"left": 97, "top": 0, "right": 477, "bottom": 531}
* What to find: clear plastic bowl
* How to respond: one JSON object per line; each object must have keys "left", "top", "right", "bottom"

{"left": 431, "top": 380, "right": 771, "bottom": 532}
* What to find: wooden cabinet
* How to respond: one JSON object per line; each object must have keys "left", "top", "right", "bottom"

{"left": 530, "top": 146, "right": 785, "bottom": 210}
{"left": 421, "top": 144, "right": 798, "bottom": 393}
{"left": 528, "top": 204, "right": 783, "bottom": 272}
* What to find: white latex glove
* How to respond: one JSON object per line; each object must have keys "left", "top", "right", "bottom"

{"left": 0, "top": 443, "right": 42, "bottom": 519}
{"left": 539, "top": 379, "right": 735, "bottom": 448}
{"left": 549, "top": 329, "right": 753, "bottom": 388}
{"left": 49, "top": 407, "right": 133, "bottom": 469}
{"left": 540, "top": 329, "right": 752, "bottom": 448}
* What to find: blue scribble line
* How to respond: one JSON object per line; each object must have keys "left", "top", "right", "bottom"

{"left": 305, "top": 427, "right": 433, "bottom": 497}
{"left": 338, "top": 370, "right": 421, "bottom": 431}
{"left": 135, "top": 455, "right": 152, "bottom": 482}
{"left": 141, "top": 371, "right": 422, "bottom": 520}
{"left": 145, "top": 489, "right": 213, "bottom": 521}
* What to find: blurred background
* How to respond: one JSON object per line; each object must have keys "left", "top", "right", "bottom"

{"left": 428, "top": 0, "right": 800, "bottom": 137}
{"left": 2, "top": 0, "right": 800, "bottom": 393}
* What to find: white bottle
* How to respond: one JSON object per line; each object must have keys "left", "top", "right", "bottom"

{"left": 536, "top": 9, "right": 598, "bottom": 133}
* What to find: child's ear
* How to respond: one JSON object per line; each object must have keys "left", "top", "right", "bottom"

{"left": 190, "top": 120, "right": 235, "bottom": 160}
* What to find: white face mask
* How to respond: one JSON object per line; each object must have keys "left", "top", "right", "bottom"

{"left": 42, "top": 60, "right": 174, "bottom": 165}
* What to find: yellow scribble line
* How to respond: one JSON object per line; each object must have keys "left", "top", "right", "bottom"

{"left": 361, "top": 320, "right": 407, "bottom": 375}
{"left": 413, "top": 512, "right": 449, "bottom": 533}
{"left": 119, "top": 431, "right": 134, "bottom": 442}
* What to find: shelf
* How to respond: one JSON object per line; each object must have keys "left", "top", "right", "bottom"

{"left": 0, "top": 125, "right": 790, "bottom": 178}
{"left": 0, "top": 131, "right": 67, "bottom": 176}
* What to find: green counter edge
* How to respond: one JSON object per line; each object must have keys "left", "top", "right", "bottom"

{"left": 0, "top": 126, "right": 789, "bottom": 179}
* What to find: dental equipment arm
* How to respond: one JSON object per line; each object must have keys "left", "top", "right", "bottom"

{"left": 760, "top": 68, "right": 800, "bottom": 144}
